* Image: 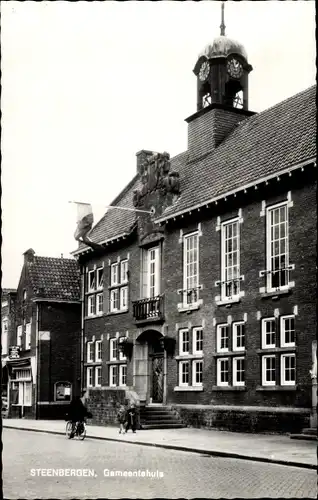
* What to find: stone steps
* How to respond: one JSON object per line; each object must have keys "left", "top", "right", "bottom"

{"left": 139, "top": 405, "right": 185, "bottom": 430}
{"left": 289, "top": 434, "right": 317, "bottom": 441}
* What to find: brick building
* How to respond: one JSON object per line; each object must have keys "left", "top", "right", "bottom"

{"left": 4, "top": 249, "right": 81, "bottom": 419}
{"left": 73, "top": 31, "right": 316, "bottom": 432}
{"left": 1, "top": 288, "right": 17, "bottom": 401}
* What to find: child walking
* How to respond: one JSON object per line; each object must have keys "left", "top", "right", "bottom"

{"left": 125, "top": 403, "right": 137, "bottom": 433}
{"left": 117, "top": 404, "right": 126, "bottom": 434}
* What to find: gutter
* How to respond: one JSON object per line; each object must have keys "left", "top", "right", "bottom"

{"left": 71, "top": 232, "right": 130, "bottom": 257}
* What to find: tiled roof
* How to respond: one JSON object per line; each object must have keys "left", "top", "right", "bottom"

{"left": 2, "top": 288, "right": 16, "bottom": 295}
{"left": 28, "top": 256, "right": 80, "bottom": 302}
{"left": 77, "top": 85, "right": 316, "bottom": 248}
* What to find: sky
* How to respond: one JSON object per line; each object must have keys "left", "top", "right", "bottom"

{"left": 1, "top": 0, "right": 316, "bottom": 289}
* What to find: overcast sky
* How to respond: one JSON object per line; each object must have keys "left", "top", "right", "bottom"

{"left": 1, "top": 0, "right": 316, "bottom": 288}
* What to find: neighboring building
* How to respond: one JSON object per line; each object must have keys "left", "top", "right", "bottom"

{"left": 4, "top": 249, "right": 81, "bottom": 419}
{"left": 72, "top": 29, "right": 316, "bottom": 432}
{"left": 1, "top": 288, "right": 17, "bottom": 398}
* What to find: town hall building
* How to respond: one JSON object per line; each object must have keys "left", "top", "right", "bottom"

{"left": 72, "top": 25, "right": 316, "bottom": 432}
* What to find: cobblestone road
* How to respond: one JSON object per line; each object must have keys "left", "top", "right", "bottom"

{"left": 3, "top": 429, "right": 317, "bottom": 499}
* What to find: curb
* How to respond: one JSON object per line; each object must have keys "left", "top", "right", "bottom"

{"left": 4, "top": 425, "right": 317, "bottom": 471}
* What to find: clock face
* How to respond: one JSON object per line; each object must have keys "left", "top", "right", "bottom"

{"left": 199, "top": 61, "right": 210, "bottom": 82}
{"left": 227, "top": 58, "right": 243, "bottom": 79}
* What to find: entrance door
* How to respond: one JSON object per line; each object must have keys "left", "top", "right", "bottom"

{"left": 152, "top": 355, "right": 164, "bottom": 403}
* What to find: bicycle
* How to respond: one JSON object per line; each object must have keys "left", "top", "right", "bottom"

{"left": 65, "top": 420, "right": 86, "bottom": 440}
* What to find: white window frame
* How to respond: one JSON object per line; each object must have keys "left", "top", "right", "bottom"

{"left": 266, "top": 201, "right": 290, "bottom": 292}
{"left": 109, "top": 365, "right": 117, "bottom": 387}
{"left": 86, "top": 367, "right": 94, "bottom": 388}
{"left": 280, "top": 315, "right": 295, "bottom": 347}
{"left": 110, "top": 288, "right": 120, "bottom": 312}
{"left": 120, "top": 260, "right": 128, "bottom": 284}
{"left": 119, "top": 364, "right": 127, "bottom": 387}
{"left": 262, "top": 318, "right": 276, "bottom": 349}
{"left": 110, "top": 338, "right": 117, "bottom": 361}
{"left": 120, "top": 286, "right": 128, "bottom": 311}
{"left": 95, "top": 340, "right": 102, "bottom": 362}
{"left": 179, "top": 360, "right": 190, "bottom": 386}
{"left": 2, "top": 319, "right": 8, "bottom": 355}
{"left": 23, "top": 381, "right": 32, "bottom": 406}
{"left": 147, "top": 247, "right": 160, "bottom": 298}
{"left": 87, "top": 295, "right": 96, "bottom": 316}
{"left": 233, "top": 357, "right": 245, "bottom": 386}
{"left": 233, "top": 321, "right": 245, "bottom": 352}
{"left": 262, "top": 355, "right": 276, "bottom": 386}
{"left": 183, "top": 232, "right": 199, "bottom": 306}
{"left": 281, "top": 354, "right": 296, "bottom": 386}
{"left": 217, "top": 358, "right": 229, "bottom": 386}
{"left": 118, "top": 337, "right": 127, "bottom": 361}
{"left": 216, "top": 324, "right": 229, "bottom": 353}
{"left": 96, "top": 267, "right": 104, "bottom": 289}
{"left": 17, "top": 325, "right": 23, "bottom": 347}
{"left": 88, "top": 270, "right": 96, "bottom": 292}
{"left": 95, "top": 366, "right": 102, "bottom": 387}
{"left": 25, "top": 323, "right": 31, "bottom": 350}
{"left": 179, "top": 329, "right": 190, "bottom": 356}
{"left": 193, "top": 327, "right": 203, "bottom": 355}
{"left": 111, "top": 263, "right": 119, "bottom": 286}
{"left": 96, "top": 293, "right": 104, "bottom": 315}
{"left": 192, "top": 359, "right": 203, "bottom": 387}
{"left": 87, "top": 341, "right": 94, "bottom": 363}
{"left": 221, "top": 218, "right": 240, "bottom": 300}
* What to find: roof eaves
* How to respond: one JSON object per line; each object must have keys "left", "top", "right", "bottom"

{"left": 71, "top": 231, "right": 130, "bottom": 257}
{"left": 32, "top": 298, "right": 81, "bottom": 304}
{"left": 155, "top": 157, "right": 316, "bottom": 224}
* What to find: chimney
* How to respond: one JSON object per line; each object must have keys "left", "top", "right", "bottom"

{"left": 185, "top": 104, "right": 255, "bottom": 162}
{"left": 136, "top": 150, "right": 157, "bottom": 176}
{"left": 23, "top": 248, "right": 35, "bottom": 264}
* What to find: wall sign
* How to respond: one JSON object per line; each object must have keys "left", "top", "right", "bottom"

{"left": 54, "top": 382, "right": 72, "bottom": 401}
{"left": 9, "top": 346, "right": 21, "bottom": 359}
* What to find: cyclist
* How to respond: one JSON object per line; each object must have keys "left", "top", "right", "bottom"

{"left": 67, "top": 392, "right": 91, "bottom": 439}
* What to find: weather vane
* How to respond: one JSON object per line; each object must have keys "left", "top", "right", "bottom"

{"left": 220, "top": 1, "right": 226, "bottom": 36}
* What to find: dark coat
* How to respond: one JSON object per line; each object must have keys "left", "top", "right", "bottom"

{"left": 68, "top": 398, "right": 89, "bottom": 421}
{"left": 126, "top": 407, "right": 137, "bottom": 425}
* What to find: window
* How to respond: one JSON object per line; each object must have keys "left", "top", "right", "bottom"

{"left": 25, "top": 323, "right": 31, "bottom": 350}
{"left": 281, "top": 354, "right": 296, "bottom": 386}
{"left": 193, "top": 328, "right": 203, "bottom": 354}
{"left": 2, "top": 301, "right": 8, "bottom": 308}
{"left": 120, "top": 260, "right": 128, "bottom": 284}
{"left": 109, "top": 365, "right": 117, "bottom": 387}
{"left": 95, "top": 366, "right": 102, "bottom": 387}
{"left": 118, "top": 337, "right": 127, "bottom": 361}
{"left": 179, "top": 361, "right": 189, "bottom": 386}
{"left": 110, "top": 338, "right": 118, "bottom": 361}
{"left": 217, "top": 358, "right": 229, "bottom": 386}
{"left": 111, "top": 263, "right": 119, "bottom": 286}
{"left": 95, "top": 340, "right": 102, "bottom": 362}
{"left": 221, "top": 219, "right": 240, "bottom": 299}
{"left": 110, "top": 289, "right": 120, "bottom": 312}
{"left": 262, "top": 318, "right": 276, "bottom": 348}
{"left": 119, "top": 365, "right": 127, "bottom": 386}
{"left": 88, "top": 270, "right": 96, "bottom": 292}
{"left": 120, "top": 287, "right": 128, "bottom": 310}
{"left": 266, "top": 202, "right": 289, "bottom": 291}
{"left": 23, "top": 290, "right": 27, "bottom": 301}
{"left": 233, "top": 322, "right": 245, "bottom": 351}
{"left": 97, "top": 268, "right": 104, "bottom": 289}
{"left": 217, "top": 324, "right": 229, "bottom": 352}
{"left": 2, "top": 319, "right": 8, "bottom": 355}
{"left": 88, "top": 295, "right": 96, "bottom": 316}
{"left": 87, "top": 367, "right": 94, "bottom": 387}
{"left": 262, "top": 355, "right": 276, "bottom": 386}
{"left": 183, "top": 232, "right": 199, "bottom": 305}
{"left": 96, "top": 293, "right": 104, "bottom": 314}
{"left": 17, "top": 326, "right": 23, "bottom": 347}
{"left": 192, "top": 360, "right": 203, "bottom": 386}
{"left": 179, "top": 329, "right": 190, "bottom": 355}
{"left": 233, "top": 357, "right": 245, "bottom": 386}
{"left": 87, "top": 342, "right": 94, "bottom": 363}
{"left": 280, "top": 316, "right": 295, "bottom": 347}
{"left": 24, "top": 382, "right": 32, "bottom": 406}
{"left": 15, "top": 375, "right": 32, "bottom": 406}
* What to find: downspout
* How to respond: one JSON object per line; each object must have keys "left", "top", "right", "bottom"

{"left": 80, "top": 265, "right": 85, "bottom": 396}
{"left": 35, "top": 303, "right": 40, "bottom": 419}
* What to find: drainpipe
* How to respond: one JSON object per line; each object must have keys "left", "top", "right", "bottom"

{"left": 80, "top": 265, "right": 85, "bottom": 396}
{"left": 35, "top": 303, "right": 40, "bottom": 419}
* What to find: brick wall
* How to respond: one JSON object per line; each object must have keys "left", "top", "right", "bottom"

{"left": 85, "top": 388, "right": 127, "bottom": 426}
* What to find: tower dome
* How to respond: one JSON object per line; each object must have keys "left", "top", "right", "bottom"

{"left": 198, "top": 35, "right": 248, "bottom": 62}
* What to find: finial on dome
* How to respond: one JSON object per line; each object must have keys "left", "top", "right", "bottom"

{"left": 220, "top": 1, "right": 226, "bottom": 36}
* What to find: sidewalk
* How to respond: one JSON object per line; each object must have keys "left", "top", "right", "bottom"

{"left": 3, "top": 418, "right": 317, "bottom": 470}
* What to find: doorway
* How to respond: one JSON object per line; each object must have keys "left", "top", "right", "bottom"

{"left": 151, "top": 355, "right": 164, "bottom": 403}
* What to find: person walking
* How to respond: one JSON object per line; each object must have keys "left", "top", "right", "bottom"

{"left": 125, "top": 403, "right": 137, "bottom": 433}
{"left": 117, "top": 404, "right": 127, "bottom": 434}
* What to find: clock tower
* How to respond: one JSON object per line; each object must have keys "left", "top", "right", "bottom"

{"left": 193, "top": 2, "right": 252, "bottom": 111}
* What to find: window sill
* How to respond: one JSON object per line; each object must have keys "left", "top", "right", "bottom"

{"left": 174, "top": 386, "right": 203, "bottom": 392}
{"left": 85, "top": 289, "right": 104, "bottom": 296}
{"left": 106, "top": 360, "right": 127, "bottom": 365}
{"left": 107, "top": 309, "right": 129, "bottom": 316}
{"left": 215, "top": 297, "right": 241, "bottom": 307}
{"left": 256, "top": 385, "right": 297, "bottom": 391}
{"left": 256, "top": 347, "right": 296, "bottom": 354}
{"left": 212, "top": 386, "right": 246, "bottom": 391}
{"left": 260, "top": 288, "right": 293, "bottom": 300}
{"left": 212, "top": 351, "right": 246, "bottom": 357}
{"left": 85, "top": 313, "right": 105, "bottom": 320}
{"left": 175, "top": 354, "right": 204, "bottom": 361}
{"left": 177, "top": 300, "right": 203, "bottom": 313}
{"left": 108, "top": 283, "right": 129, "bottom": 291}
{"left": 84, "top": 361, "right": 102, "bottom": 366}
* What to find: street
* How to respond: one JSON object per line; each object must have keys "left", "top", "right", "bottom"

{"left": 3, "top": 429, "right": 317, "bottom": 499}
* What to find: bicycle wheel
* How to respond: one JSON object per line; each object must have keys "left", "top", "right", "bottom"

{"left": 78, "top": 422, "right": 86, "bottom": 441}
{"left": 65, "top": 421, "right": 73, "bottom": 439}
